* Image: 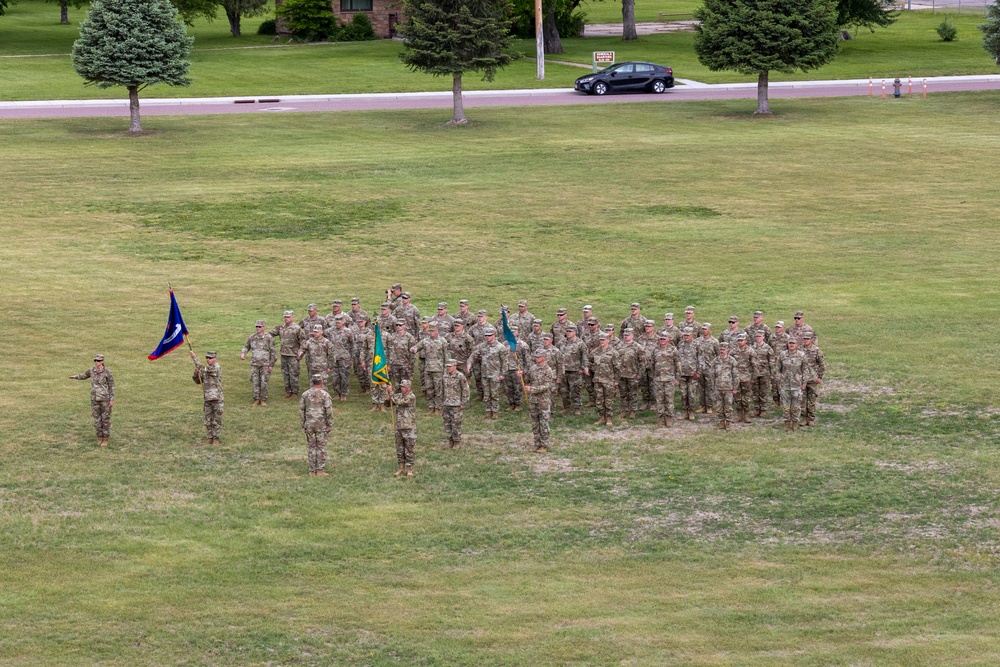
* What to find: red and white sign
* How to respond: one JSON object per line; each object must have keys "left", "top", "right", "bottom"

{"left": 593, "top": 51, "right": 615, "bottom": 63}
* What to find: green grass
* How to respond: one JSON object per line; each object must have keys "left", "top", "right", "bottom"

{"left": 1, "top": 0, "right": 999, "bottom": 100}
{"left": 3, "top": 94, "right": 1000, "bottom": 664}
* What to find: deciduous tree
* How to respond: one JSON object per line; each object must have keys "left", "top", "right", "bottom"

{"left": 72, "top": 0, "right": 193, "bottom": 133}
{"left": 694, "top": 0, "right": 839, "bottom": 114}
{"left": 217, "top": 0, "right": 269, "bottom": 36}
{"left": 622, "top": 0, "right": 636, "bottom": 40}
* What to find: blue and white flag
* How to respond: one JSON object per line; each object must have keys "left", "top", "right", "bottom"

{"left": 148, "top": 289, "right": 189, "bottom": 360}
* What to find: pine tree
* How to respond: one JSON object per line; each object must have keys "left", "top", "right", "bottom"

{"left": 694, "top": 0, "right": 839, "bottom": 115}
{"left": 72, "top": 0, "right": 194, "bottom": 133}
{"left": 399, "top": 0, "right": 515, "bottom": 125}
{"left": 980, "top": 1, "right": 1000, "bottom": 65}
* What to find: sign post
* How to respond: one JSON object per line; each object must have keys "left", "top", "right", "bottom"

{"left": 592, "top": 51, "right": 615, "bottom": 73}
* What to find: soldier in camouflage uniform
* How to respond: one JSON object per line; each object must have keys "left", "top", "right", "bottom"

{"left": 719, "top": 316, "right": 743, "bottom": 347}
{"left": 191, "top": 350, "right": 224, "bottom": 445}
{"left": 800, "top": 332, "right": 825, "bottom": 426}
{"left": 503, "top": 325, "right": 530, "bottom": 411}
{"left": 467, "top": 326, "right": 509, "bottom": 419}
{"left": 395, "top": 292, "right": 421, "bottom": 337}
{"left": 750, "top": 331, "right": 776, "bottom": 417}
{"left": 456, "top": 299, "right": 477, "bottom": 329}
{"left": 713, "top": 342, "right": 739, "bottom": 430}
{"left": 388, "top": 283, "right": 404, "bottom": 313}
{"left": 298, "top": 324, "right": 334, "bottom": 391}
{"left": 468, "top": 309, "right": 490, "bottom": 400}
{"left": 269, "top": 310, "right": 305, "bottom": 398}
{"left": 348, "top": 297, "right": 368, "bottom": 328}
{"left": 681, "top": 306, "right": 701, "bottom": 337}
{"left": 743, "top": 310, "right": 772, "bottom": 342}
{"left": 550, "top": 307, "right": 571, "bottom": 348}
{"left": 576, "top": 306, "right": 597, "bottom": 341}
{"left": 389, "top": 379, "right": 417, "bottom": 477}
{"left": 324, "top": 300, "right": 346, "bottom": 329}
{"left": 677, "top": 327, "right": 699, "bottom": 421}
{"left": 441, "top": 358, "right": 470, "bottom": 448}
{"left": 416, "top": 316, "right": 432, "bottom": 396}
{"left": 69, "top": 353, "right": 115, "bottom": 446}
{"left": 730, "top": 332, "right": 756, "bottom": 423}
{"left": 619, "top": 303, "right": 646, "bottom": 339}
{"left": 511, "top": 300, "right": 535, "bottom": 341}
{"left": 638, "top": 319, "right": 658, "bottom": 410}
{"left": 540, "top": 333, "right": 564, "bottom": 408}
{"left": 769, "top": 321, "right": 791, "bottom": 406}
{"left": 300, "top": 374, "right": 334, "bottom": 477}
{"left": 299, "top": 303, "right": 326, "bottom": 335}
{"left": 353, "top": 316, "right": 373, "bottom": 397}
{"left": 591, "top": 334, "right": 620, "bottom": 426}
{"left": 559, "top": 324, "right": 589, "bottom": 414}
{"left": 521, "top": 349, "right": 557, "bottom": 452}
{"left": 788, "top": 310, "right": 815, "bottom": 346}
{"left": 377, "top": 302, "right": 396, "bottom": 336}
{"left": 659, "top": 313, "right": 681, "bottom": 348}
{"left": 604, "top": 323, "right": 622, "bottom": 351}
{"left": 446, "top": 320, "right": 476, "bottom": 380}
{"left": 778, "top": 338, "right": 807, "bottom": 430}
{"left": 412, "top": 322, "right": 448, "bottom": 413}
{"left": 616, "top": 328, "right": 645, "bottom": 419}
{"left": 431, "top": 302, "right": 455, "bottom": 333}
{"left": 241, "top": 319, "right": 277, "bottom": 406}
{"left": 324, "top": 314, "right": 355, "bottom": 400}
{"left": 582, "top": 316, "right": 602, "bottom": 407}
{"left": 386, "top": 320, "right": 416, "bottom": 388}
{"left": 651, "top": 333, "right": 680, "bottom": 427}
{"left": 527, "top": 319, "right": 546, "bottom": 354}
{"left": 696, "top": 323, "right": 719, "bottom": 414}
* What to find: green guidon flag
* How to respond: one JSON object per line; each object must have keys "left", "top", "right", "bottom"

{"left": 371, "top": 322, "right": 389, "bottom": 385}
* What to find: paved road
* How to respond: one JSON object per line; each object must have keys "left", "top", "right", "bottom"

{"left": 2, "top": 75, "right": 999, "bottom": 119}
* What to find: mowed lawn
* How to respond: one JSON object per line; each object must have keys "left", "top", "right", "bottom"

{"left": 2, "top": 95, "right": 1000, "bottom": 665}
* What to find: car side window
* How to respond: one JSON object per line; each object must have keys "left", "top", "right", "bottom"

{"left": 636, "top": 64, "right": 653, "bottom": 73}
{"left": 617, "top": 64, "right": 635, "bottom": 74}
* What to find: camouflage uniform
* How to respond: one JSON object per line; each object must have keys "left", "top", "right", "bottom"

{"left": 324, "top": 322, "right": 355, "bottom": 399}
{"left": 788, "top": 313, "right": 815, "bottom": 346}
{"left": 71, "top": 362, "right": 115, "bottom": 441}
{"left": 778, "top": 346, "right": 807, "bottom": 428}
{"left": 469, "top": 336, "right": 509, "bottom": 417}
{"left": 348, "top": 303, "right": 369, "bottom": 328}
{"left": 719, "top": 324, "right": 743, "bottom": 348}
{"left": 527, "top": 325, "right": 547, "bottom": 355}
{"left": 696, "top": 332, "right": 719, "bottom": 413}
{"left": 801, "top": 339, "right": 826, "bottom": 426}
{"left": 743, "top": 317, "right": 772, "bottom": 344}
{"left": 430, "top": 304, "right": 455, "bottom": 335}
{"left": 504, "top": 338, "right": 530, "bottom": 410}
{"left": 677, "top": 335, "right": 699, "bottom": 418}
{"left": 446, "top": 328, "right": 477, "bottom": 379}
{"left": 194, "top": 358, "right": 224, "bottom": 442}
{"left": 510, "top": 306, "right": 535, "bottom": 341}
{"left": 386, "top": 326, "right": 416, "bottom": 387}
{"left": 392, "top": 387, "right": 417, "bottom": 472}
{"left": 413, "top": 332, "right": 448, "bottom": 410}
{"left": 468, "top": 313, "right": 490, "bottom": 399}
{"left": 658, "top": 321, "right": 681, "bottom": 348}
{"left": 356, "top": 325, "right": 383, "bottom": 406}
{"left": 396, "top": 301, "right": 421, "bottom": 338}
{"left": 241, "top": 329, "right": 277, "bottom": 403}
{"left": 713, "top": 351, "right": 739, "bottom": 428}
{"left": 299, "top": 310, "right": 326, "bottom": 335}
{"left": 300, "top": 333, "right": 335, "bottom": 390}
{"left": 619, "top": 309, "right": 646, "bottom": 339}
{"left": 526, "top": 360, "right": 557, "bottom": 450}
{"left": 541, "top": 340, "right": 564, "bottom": 407}
{"left": 591, "top": 342, "right": 621, "bottom": 423}
{"left": 730, "top": 340, "right": 756, "bottom": 422}
{"left": 581, "top": 319, "right": 601, "bottom": 406}
{"left": 441, "top": 367, "right": 470, "bottom": 447}
{"left": 550, "top": 314, "right": 571, "bottom": 348}
{"left": 637, "top": 325, "right": 658, "bottom": 408}
{"left": 769, "top": 327, "right": 791, "bottom": 404}
{"left": 416, "top": 322, "right": 431, "bottom": 395}
{"left": 651, "top": 340, "right": 680, "bottom": 426}
{"left": 300, "top": 383, "right": 334, "bottom": 473}
{"left": 616, "top": 338, "right": 645, "bottom": 417}
{"left": 269, "top": 317, "right": 305, "bottom": 396}
{"left": 377, "top": 306, "right": 396, "bottom": 337}
{"left": 750, "top": 339, "right": 776, "bottom": 416}
{"left": 456, "top": 303, "right": 477, "bottom": 329}
{"left": 559, "top": 334, "right": 589, "bottom": 412}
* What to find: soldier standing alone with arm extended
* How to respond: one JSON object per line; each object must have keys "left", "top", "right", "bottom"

{"left": 389, "top": 379, "right": 417, "bottom": 477}
{"left": 69, "top": 354, "right": 115, "bottom": 446}
{"left": 300, "top": 374, "right": 334, "bottom": 477}
{"left": 521, "top": 349, "right": 557, "bottom": 452}
{"left": 191, "top": 350, "right": 224, "bottom": 445}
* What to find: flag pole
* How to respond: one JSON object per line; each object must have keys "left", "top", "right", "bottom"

{"left": 169, "top": 283, "right": 198, "bottom": 362}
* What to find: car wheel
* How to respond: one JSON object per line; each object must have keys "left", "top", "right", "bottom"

{"left": 651, "top": 79, "right": 666, "bottom": 94}
{"left": 593, "top": 82, "right": 608, "bottom": 96}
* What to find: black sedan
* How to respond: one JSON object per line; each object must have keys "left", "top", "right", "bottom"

{"left": 574, "top": 61, "right": 675, "bottom": 95}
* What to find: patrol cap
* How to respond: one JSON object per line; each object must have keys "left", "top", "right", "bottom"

{"left": 604, "top": 324, "right": 615, "bottom": 331}
{"left": 421, "top": 316, "right": 431, "bottom": 323}
{"left": 623, "top": 328, "right": 635, "bottom": 335}
{"left": 331, "top": 299, "right": 342, "bottom": 306}
{"left": 351, "top": 297, "right": 360, "bottom": 304}
{"left": 484, "top": 326, "right": 497, "bottom": 335}
{"left": 395, "top": 319, "right": 406, "bottom": 326}
{"left": 566, "top": 323, "right": 577, "bottom": 331}
{"left": 381, "top": 302, "right": 392, "bottom": 310}
{"left": 255, "top": 319, "right": 265, "bottom": 327}
{"left": 598, "top": 333, "right": 609, "bottom": 340}
{"left": 685, "top": 306, "right": 695, "bottom": 313}
{"left": 335, "top": 313, "right": 348, "bottom": 321}
{"left": 206, "top": 351, "right": 217, "bottom": 358}
{"left": 794, "top": 310, "right": 804, "bottom": 318}
{"left": 532, "top": 318, "right": 542, "bottom": 326}
{"left": 437, "top": 302, "right": 447, "bottom": 309}
{"left": 683, "top": 327, "right": 694, "bottom": 335}
{"left": 803, "top": 332, "right": 814, "bottom": 339}
{"left": 542, "top": 333, "right": 553, "bottom": 340}
{"left": 400, "top": 379, "right": 412, "bottom": 387}
{"left": 583, "top": 305, "right": 593, "bottom": 311}
{"left": 446, "top": 358, "right": 458, "bottom": 366}
{"left": 587, "top": 317, "right": 599, "bottom": 325}
{"left": 556, "top": 308, "right": 567, "bottom": 315}
{"left": 310, "top": 373, "right": 324, "bottom": 384}
{"left": 701, "top": 323, "right": 712, "bottom": 329}
{"left": 308, "top": 303, "right": 317, "bottom": 310}
{"left": 719, "top": 342, "right": 730, "bottom": 349}
{"left": 729, "top": 316, "right": 738, "bottom": 323}
{"left": 645, "top": 319, "right": 655, "bottom": 327}
{"left": 753, "top": 310, "right": 763, "bottom": 317}
{"left": 452, "top": 321, "right": 463, "bottom": 329}
{"left": 518, "top": 299, "right": 528, "bottom": 307}
{"left": 477, "top": 309, "right": 488, "bottom": 316}
{"left": 736, "top": 332, "right": 747, "bottom": 340}
{"left": 664, "top": 312, "right": 674, "bottom": 319}
{"left": 392, "top": 283, "right": 402, "bottom": 290}
{"left": 312, "top": 324, "right": 324, "bottom": 332}
{"left": 657, "top": 333, "right": 669, "bottom": 340}
{"left": 283, "top": 310, "right": 294, "bottom": 317}
{"left": 402, "top": 291, "right": 411, "bottom": 299}
{"left": 94, "top": 354, "right": 105, "bottom": 362}
{"left": 358, "top": 314, "right": 369, "bottom": 322}
{"left": 788, "top": 338, "right": 798, "bottom": 344}
{"left": 754, "top": 331, "right": 765, "bottom": 337}
{"left": 534, "top": 349, "right": 547, "bottom": 359}
{"left": 775, "top": 320, "right": 785, "bottom": 328}
{"left": 428, "top": 322, "right": 438, "bottom": 330}
{"left": 459, "top": 299, "right": 469, "bottom": 306}
{"left": 630, "top": 302, "right": 641, "bottom": 309}
{"left": 510, "top": 325, "right": 519, "bottom": 332}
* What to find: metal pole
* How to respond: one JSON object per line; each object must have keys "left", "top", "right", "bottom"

{"left": 535, "top": 0, "right": 544, "bottom": 80}
{"left": 881, "top": 79, "right": 885, "bottom": 100}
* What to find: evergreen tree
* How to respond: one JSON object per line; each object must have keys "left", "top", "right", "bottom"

{"left": 980, "top": 0, "right": 1000, "bottom": 65}
{"left": 399, "top": 0, "right": 515, "bottom": 125}
{"left": 72, "top": 0, "right": 193, "bottom": 133}
{"left": 836, "top": 0, "right": 897, "bottom": 32}
{"left": 694, "top": 0, "right": 839, "bottom": 115}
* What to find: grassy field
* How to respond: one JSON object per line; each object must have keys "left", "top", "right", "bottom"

{"left": 2, "top": 93, "right": 1000, "bottom": 665}
{"left": 0, "top": 0, "right": 998, "bottom": 100}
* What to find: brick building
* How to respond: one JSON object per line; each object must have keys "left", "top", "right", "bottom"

{"left": 333, "top": 0, "right": 404, "bottom": 38}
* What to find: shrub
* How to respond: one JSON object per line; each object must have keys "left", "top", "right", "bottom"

{"left": 937, "top": 16, "right": 958, "bottom": 41}
{"left": 338, "top": 11, "right": 376, "bottom": 41}
{"left": 257, "top": 18, "right": 277, "bottom": 35}
{"left": 276, "top": 0, "right": 337, "bottom": 40}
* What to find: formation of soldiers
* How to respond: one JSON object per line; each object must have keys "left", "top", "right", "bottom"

{"left": 70, "top": 284, "right": 826, "bottom": 477}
